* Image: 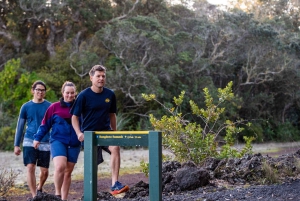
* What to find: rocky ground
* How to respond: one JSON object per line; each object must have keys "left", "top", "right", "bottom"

{"left": 95, "top": 150, "right": 300, "bottom": 201}
{"left": 2, "top": 144, "right": 300, "bottom": 201}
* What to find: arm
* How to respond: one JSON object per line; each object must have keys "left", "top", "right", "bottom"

{"left": 33, "top": 140, "right": 40, "bottom": 149}
{"left": 33, "top": 105, "right": 53, "bottom": 149}
{"left": 109, "top": 113, "right": 117, "bottom": 131}
{"left": 14, "top": 117, "right": 26, "bottom": 156}
{"left": 33, "top": 124, "right": 50, "bottom": 149}
{"left": 34, "top": 119, "right": 52, "bottom": 142}
{"left": 72, "top": 115, "right": 84, "bottom": 142}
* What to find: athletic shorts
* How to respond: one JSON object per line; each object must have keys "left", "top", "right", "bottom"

{"left": 50, "top": 140, "right": 81, "bottom": 163}
{"left": 97, "top": 146, "right": 111, "bottom": 165}
{"left": 23, "top": 146, "right": 50, "bottom": 168}
{"left": 81, "top": 140, "right": 111, "bottom": 165}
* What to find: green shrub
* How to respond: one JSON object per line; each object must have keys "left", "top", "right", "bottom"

{"left": 140, "top": 160, "right": 149, "bottom": 177}
{"left": 261, "top": 120, "right": 277, "bottom": 142}
{"left": 240, "top": 122, "right": 264, "bottom": 143}
{"left": 142, "top": 81, "right": 254, "bottom": 165}
{"left": 274, "top": 121, "right": 300, "bottom": 142}
{"left": 0, "top": 126, "right": 15, "bottom": 151}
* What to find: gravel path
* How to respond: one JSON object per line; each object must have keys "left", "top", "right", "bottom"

{"left": 81, "top": 178, "right": 300, "bottom": 201}
{"left": 102, "top": 178, "right": 300, "bottom": 201}
{"left": 3, "top": 142, "right": 300, "bottom": 185}
{"left": 0, "top": 148, "right": 150, "bottom": 185}
{"left": 160, "top": 178, "right": 300, "bottom": 201}
{"left": 2, "top": 143, "right": 300, "bottom": 201}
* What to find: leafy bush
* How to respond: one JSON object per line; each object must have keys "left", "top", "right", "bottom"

{"left": 240, "top": 122, "right": 264, "bottom": 143}
{"left": 140, "top": 160, "right": 149, "bottom": 177}
{"left": 0, "top": 126, "right": 15, "bottom": 151}
{"left": 0, "top": 58, "right": 57, "bottom": 115}
{"left": 259, "top": 120, "right": 300, "bottom": 142}
{"left": 142, "top": 81, "right": 254, "bottom": 165}
{"left": 274, "top": 121, "right": 300, "bottom": 142}
{"left": 261, "top": 120, "right": 277, "bottom": 142}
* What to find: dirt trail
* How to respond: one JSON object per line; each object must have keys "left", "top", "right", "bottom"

{"left": 1, "top": 142, "right": 300, "bottom": 185}
{"left": 239, "top": 141, "right": 300, "bottom": 157}
{"left": 0, "top": 148, "right": 150, "bottom": 185}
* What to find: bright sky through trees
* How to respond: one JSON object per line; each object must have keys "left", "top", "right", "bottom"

{"left": 171, "top": 0, "right": 230, "bottom": 9}
{"left": 207, "top": 0, "right": 229, "bottom": 5}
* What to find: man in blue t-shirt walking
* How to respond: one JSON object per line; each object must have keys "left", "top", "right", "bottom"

{"left": 71, "top": 65, "right": 129, "bottom": 195}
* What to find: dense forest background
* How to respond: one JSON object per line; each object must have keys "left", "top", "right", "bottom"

{"left": 1, "top": 0, "right": 300, "bottom": 150}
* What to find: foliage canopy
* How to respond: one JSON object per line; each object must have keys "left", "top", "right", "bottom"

{"left": 1, "top": 0, "right": 300, "bottom": 150}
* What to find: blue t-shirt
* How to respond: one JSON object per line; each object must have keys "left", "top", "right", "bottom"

{"left": 70, "top": 87, "right": 117, "bottom": 131}
{"left": 14, "top": 100, "right": 51, "bottom": 150}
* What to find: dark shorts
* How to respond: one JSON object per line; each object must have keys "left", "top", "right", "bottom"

{"left": 23, "top": 146, "right": 50, "bottom": 168}
{"left": 97, "top": 146, "right": 111, "bottom": 165}
{"left": 50, "top": 140, "right": 81, "bottom": 163}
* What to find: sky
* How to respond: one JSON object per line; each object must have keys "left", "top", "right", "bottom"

{"left": 170, "top": 0, "right": 231, "bottom": 7}
{"left": 170, "top": 0, "right": 233, "bottom": 11}
{"left": 207, "top": 0, "right": 229, "bottom": 5}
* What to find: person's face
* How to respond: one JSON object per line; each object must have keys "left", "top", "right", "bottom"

{"left": 90, "top": 70, "right": 106, "bottom": 88}
{"left": 33, "top": 84, "right": 46, "bottom": 100}
{"left": 63, "top": 86, "right": 76, "bottom": 103}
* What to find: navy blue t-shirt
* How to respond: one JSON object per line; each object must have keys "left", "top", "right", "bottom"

{"left": 70, "top": 87, "right": 117, "bottom": 131}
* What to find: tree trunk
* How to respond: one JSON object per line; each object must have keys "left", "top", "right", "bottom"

{"left": 46, "top": 21, "right": 56, "bottom": 57}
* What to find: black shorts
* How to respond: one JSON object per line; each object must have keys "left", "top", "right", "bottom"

{"left": 97, "top": 146, "right": 111, "bottom": 165}
{"left": 23, "top": 146, "right": 50, "bottom": 168}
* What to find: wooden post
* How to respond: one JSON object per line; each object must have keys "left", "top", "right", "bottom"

{"left": 83, "top": 131, "right": 98, "bottom": 201}
{"left": 83, "top": 131, "right": 162, "bottom": 201}
{"left": 148, "top": 131, "right": 162, "bottom": 201}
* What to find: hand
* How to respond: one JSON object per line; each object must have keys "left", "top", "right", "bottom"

{"left": 14, "top": 146, "right": 21, "bottom": 156}
{"left": 33, "top": 140, "right": 40, "bottom": 149}
{"left": 77, "top": 132, "right": 84, "bottom": 142}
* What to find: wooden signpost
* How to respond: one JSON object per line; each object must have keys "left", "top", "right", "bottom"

{"left": 83, "top": 131, "right": 162, "bottom": 201}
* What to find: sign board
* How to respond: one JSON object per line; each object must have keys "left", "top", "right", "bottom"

{"left": 83, "top": 131, "right": 162, "bottom": 201}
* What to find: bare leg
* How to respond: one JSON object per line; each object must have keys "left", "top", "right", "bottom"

{"left": 53, "top": 156, "right": 67, "bottom": 196}
{"left": 26, "top": 163, "right": 37, "bottom": 198}
{"left": 61, "top": 162, "right": 76, "bottom": 200}
{"left": 37, "top": 166, "right": 48, "bottom": 191}
{"left": 108, "top": 146, "right": 120, "bottom": 186}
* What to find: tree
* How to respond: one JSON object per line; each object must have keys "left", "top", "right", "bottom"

{"left": 0, "top": 58, "right": 56, "bottom": 115}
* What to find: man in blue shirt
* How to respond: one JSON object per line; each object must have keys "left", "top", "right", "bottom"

{"left": 71, "top": 65, "right": 129, "bottom": 195}
{"left": 14, "top": 80, "right": 51, "bottom": 200}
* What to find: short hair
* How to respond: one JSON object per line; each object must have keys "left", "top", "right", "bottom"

{"left": 61, "top": 81, "right": 76, "bottom": 94}
{"left": 89, "top": 65, "right": 106, "bottom": 76}
{"left": 32, "top": 80, "right": 47, "bottom": 91}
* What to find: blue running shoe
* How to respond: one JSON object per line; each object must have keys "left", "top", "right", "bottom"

{"left": 110, "top": 181, "right": 129, "bottom": 195}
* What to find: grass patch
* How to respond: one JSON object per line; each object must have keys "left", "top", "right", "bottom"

{"left": 261, "top": 161, "right": 278, "bottom": 184}
{"left": 294, "top": 158, "right": 300, "bottom": 174}
{"left": 5, "top": 185, "right": 29, "bottom": 196}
